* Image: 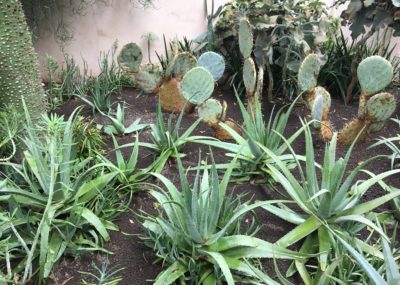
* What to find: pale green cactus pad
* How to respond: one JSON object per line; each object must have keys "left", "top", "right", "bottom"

{"left": 117, "top": 43, "right": 142, "bottom": 73}
{"left": 198, "top": 52, "right": 226, "bottom": 81}
{"left": 167, "top": 52, "right": 197, "bottom": 78}
{"left": 136, "top": 64, "right": 163, "bottom": 94}
{"left": 243, "top": 57, "right": 257, "bottom": 95}
{"left": 181, "top": 67, "right": 215, "bottom": 104}
{"left": 311, "top": 94, "right": 324, "bottom": 128}
{"left": 239, "top": 18, "right": 253, "bottom": 58}
{"left": 369, "top": 121, "right": 386, "bottom": 132}
{"left": 357, "top": 56, "right": 393, "bottom": 96}
{"left": 197, "top": 99, "right": 223, "bottom": 126}
{"left": 298, "top": 54, "right": 321, "bottom": 92}
{"left": 366, "top": 92, "right": 396, "bottom": 122}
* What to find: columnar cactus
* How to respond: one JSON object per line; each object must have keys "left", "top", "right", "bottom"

{"left": 298, "top": 54, "right": 396, "bottom": 145}
{"left": 0, "top": 0, "right": 47, "bottom": 119}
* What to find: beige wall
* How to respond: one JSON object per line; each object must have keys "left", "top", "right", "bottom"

{"left": 34, "top": 0, "right": 399, "bottom": 77}
{"left": 35, "top": 0, "right": 230, "bottom": 77}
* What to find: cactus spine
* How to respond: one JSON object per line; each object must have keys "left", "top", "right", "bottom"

{"left": 0, "top": 0, "right": 47, "bottom": 118}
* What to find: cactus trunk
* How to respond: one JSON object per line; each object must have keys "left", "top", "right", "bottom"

{"left": 0, "top": 0, "right": 47, "bottom": 118}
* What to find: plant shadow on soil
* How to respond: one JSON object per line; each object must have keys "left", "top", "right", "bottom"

{"left": 47, "top": 88, "right": 400, "bottom": 285}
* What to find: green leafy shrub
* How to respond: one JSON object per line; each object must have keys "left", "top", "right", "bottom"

{"left": 141, "top": 157, "right": 305, "bottom": 285}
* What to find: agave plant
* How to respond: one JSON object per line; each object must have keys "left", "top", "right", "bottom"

{"left": 0, "top": 104, "right": 124, "bottom": 284}
{"left": 259, "top": 122, "right": 400, "bottom": 285}
{"left": 370, "top": 118, "right": 400, "bottom": 169}
{"left": 139, "top": 102, "right": 206, "bottom": 173}
{"left": 141, "top": 156, "right": 306, "bottom": 285}
{"left": 196, "top": 92, "right": 305, "bottom": 183}
{"left": 98, "top": 103, "right": 148, "bottom": 136}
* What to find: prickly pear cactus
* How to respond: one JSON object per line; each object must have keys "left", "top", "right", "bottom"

{"left": 298, "top": 54, "right": 321, "bottom": 93}
{"left": 197, "top": 98, "right": 223, "bottom": 127}
{"left": 215, "top": 120, "right": 241, "bottom": 141}
{"left": 118, "top": 43, "right": 142, "bottom": 73}
{"left": 243, "top": 58, "right": 257, "bottom": 96}
{"left": 197, "top": 52, "right": 225, "bottom": 81}
{"left": 338, "top": 118, "right": 368, "bottom": 145}
{"left": 159, "top": 78, "right": 188, "bottom": 113}
{"left": 357, "top": 56, "right": 393, "bottom": 96}
{"left": 0, "top": 0, "right": 47, "bottom": 118}
{"left": 181, "top": 67, "right": 214, "bottom": 105}
{"left": 136, "top": 64, "right": 163, "bottom": 94}
{"left": 311, "top": 94, "right": 324, "bottom": 128}
{"left": 166, "top": 52, "right": 197, "bottom": 78}
{"left": 239, "top": 18, "right": 253, "bottom": 58}
{"left": 365, "top": 92, "right": 396, "bottom": 132}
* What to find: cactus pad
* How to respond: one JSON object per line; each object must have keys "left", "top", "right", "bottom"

{"left": 158, "top": 78, "right": 187, "bottom": 113}
{"left": 166, "top": 52, "right": 197, "bottom": 78}
{"left": 239, "top": 18, "right": 253, "bottom": 58}
{"left": 118, "top": 43, "right": 142, "bottom": 73}
{"left": 366, "top": 92, "right": 396, "bottom": 122}
{"left": 369, "top": 121, "right": 386, "bottom": 132}
{"left": 181, "top": 67, "right": 215, "bottom": 104}
{"left": 136, "top": 64, "right": 163, "bottom": 93}
{"left": 311, "top": 94, "right": 324, "bottom": 128}
{"left": 197, "top": 99, "right": 223, "bottom": 126}
{"left": 215, "top": 120, "right": 240, "bottom": 141}
{"left": 338, "top": 118, "right": 368, "bottom": 145}
{"left": 298, "top": 54, "right": 321, "bottom": 92}
{"left": 320, "top": 121, "right": 334, "bottom": 142}
{"left": 357, "top": 56, "right": 393, "bottom": 96}
{"left": 198, "top": 52, "right": 226, "bottom": 81}
{"left": 243, "top": 58, "right": 257, "bottom": 95}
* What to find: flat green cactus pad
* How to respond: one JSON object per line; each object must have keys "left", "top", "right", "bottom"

{"left": 243, "top": 58, "right": 256, "bottom": 95}
{"left": 369, "top": 121, "right": 386, "bottom": 132}
{"left": 357, "top": 56, "right": 393, "bottom": 96}
{"left": 118, "top": 43, "right": 142, "bottom": 73}
{"left": 366, "top": 92, "right": 396, "bottom": 122}
{"left": 198, "top": 52, "right": 225, "bottom": 81}
{"left": 136, "top": 64, "right": 163, "bottom": 94}
{"left": 311, "top": 94, "right": 324, "bottom": 128}
{"left": 167, "top": 52, "right": 197, "bottom": 78}
{"left": 197, "top": 99, "right": 223, "bottom": 126}
{"left": 239, "top": 18, "right": 253, "bottom": 58}
{"left": 298, "top": 54, "right": 321, "bottom": 92}
{"left": 181, "top": 67, "right": 214, "bottom": 104}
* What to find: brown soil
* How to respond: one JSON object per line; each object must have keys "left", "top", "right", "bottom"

{"left": 47, "top": 87, "right": 400, "bottom": 285}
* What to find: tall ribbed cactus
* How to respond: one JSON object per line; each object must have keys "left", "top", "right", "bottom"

{"left": 298, "top": 54, "right": 396, "bottom": 145}
{"left": 0, "top": 0, "right": 47, "bottom": 118}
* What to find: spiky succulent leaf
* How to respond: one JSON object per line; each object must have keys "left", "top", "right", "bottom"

{"left": 181, "top": 67, "right": 214, "bottom": 104}
{"left": 197, "top": 99, "right": 223, "bottom": 126}
{"left": 238, "top": 18, "right": 253, "bottom": 58}
{"left": 311, "top": 94, "right": 324, "bottom": 128}
{"left": 357, "top": 56, "right": 393, "bottom": 96}
{"left": 117, "top": 43, "right": 142, "bottom": 73}
{"left": 298, "top": 54, "right": 321, "bottom": 92}
{"left": 243, "top": 58, "right": 257, "bottom": 95}
{"left": 197, "top": 52, "right": 225, "bottom": 81}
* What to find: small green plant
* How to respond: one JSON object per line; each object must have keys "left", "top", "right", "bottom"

{"left": 140, "top": 102, "right": 205, "bottom": 172}
{"left": 80, "top": 258, "right": 124, "bottom": 285}
{"left": 260, "top": 123, "right": 400, "bottom": 284}
{"left": 97, "top": 103, "right": 148, "bottom": 136}
{"left": 371, "top": 118, "right": 400, "bottom": 169}
{"left": 73, "top": 115, "right": 105, "bottom": 159}
{"left": 0, "top": 104, "right": 124, "bottom": 284}
{"left": 141, "top": 156, "right": 305, "bottom": 284}
{"left": 0, "top": 105, "right": 23, "bottom": 161}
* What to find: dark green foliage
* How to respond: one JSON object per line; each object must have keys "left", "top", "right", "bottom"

{"left": 0, "top": 0, "right": 47, "bottom": 119}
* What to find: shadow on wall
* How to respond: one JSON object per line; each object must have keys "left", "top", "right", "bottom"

{"left": 34, "top": 0, "right": 230, "bottom": 77}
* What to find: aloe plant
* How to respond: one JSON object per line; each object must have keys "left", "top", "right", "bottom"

{"left": 259, "top": 122, "right": 400, "bottom": 285}
{"left": 98, "top": 103, "right": 148, "bottom": 136}
{"left": 141, "top": 156, "right": 306, "bottom": 285}
{"left": 0, "top": 104, "right": 124, "bottom": 284}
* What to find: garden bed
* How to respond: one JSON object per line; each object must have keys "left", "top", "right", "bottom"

{"left": 45, "top": 87, "right": 400, "bottom": 285}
